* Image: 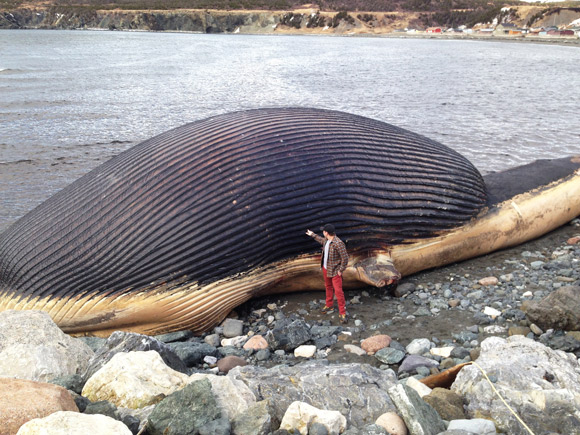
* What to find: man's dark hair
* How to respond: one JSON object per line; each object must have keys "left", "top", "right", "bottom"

{"left": 321, "top": 224, "right": 336, "bottom": 235}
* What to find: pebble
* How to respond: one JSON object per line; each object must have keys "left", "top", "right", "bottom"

{"left": 344, "top": 344, "right": 367, "bottom": 356}
{"left": 478, "top": 276, "right": 498, "bottom": 286}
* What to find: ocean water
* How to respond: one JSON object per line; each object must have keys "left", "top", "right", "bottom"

{"left": 1, "top": 29, "right": 579, "bottom": 231}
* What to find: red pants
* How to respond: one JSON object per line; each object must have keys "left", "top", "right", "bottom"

{"left": 323, "top": 267, "right": 346, "bottom": 315}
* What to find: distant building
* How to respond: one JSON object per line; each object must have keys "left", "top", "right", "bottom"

{"left": 547, "top": 29, "right": 575, "bottom": 36}
{"left": 426, "top": 27, "right": 442, "bottom": 33}
{"left": 493, "top": 23, "right": 518, "bottom": 36}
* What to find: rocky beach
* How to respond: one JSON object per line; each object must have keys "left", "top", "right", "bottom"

{"left": 1, "top": 219, "right": 579, "bottom": 434}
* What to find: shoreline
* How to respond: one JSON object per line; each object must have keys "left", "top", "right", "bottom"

{"left": 3, "top": 25, "right": 579, "bottom": 48}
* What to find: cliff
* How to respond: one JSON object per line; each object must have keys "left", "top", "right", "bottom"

{"left": 1, "top": 5, "right": 579, "bottom": 35}
{"left": 0, "top": 7, "right": 408, "bottom": 33}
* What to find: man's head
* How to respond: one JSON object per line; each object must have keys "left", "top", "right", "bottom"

{"left": 321, "top": 224, "right": 336, "bottom": 239}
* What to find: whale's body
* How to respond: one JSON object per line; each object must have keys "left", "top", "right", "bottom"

{"left": 0, "top": 108, "right": 578, "bottom": 336}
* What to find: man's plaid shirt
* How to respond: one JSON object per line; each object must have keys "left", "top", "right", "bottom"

{"left": 310, "top": 234, "right": 349, "bottom": 278}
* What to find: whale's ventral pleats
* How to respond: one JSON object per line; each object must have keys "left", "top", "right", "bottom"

{"left": 0, "top": 108, "right": 487, "bottom": 304}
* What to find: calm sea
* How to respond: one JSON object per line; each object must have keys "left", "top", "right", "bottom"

{"left": 1, "top": 29, "right": 579, "bottom": 232}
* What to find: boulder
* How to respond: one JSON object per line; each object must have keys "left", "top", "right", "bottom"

{"left": 266, "top": 318, "right": 312, "bottom": 351}
{"left": 452, "top": 336, "right": 580, "bottom": 434}
{"left": 189, "top": 373, "right": 256, "bottom": 420}
{"left": 279, "top": 401, "right": 346, "bottom": 435}
{"left": 387, "top": 384, "right": 446, "bottom": 435}
{"left": 422, "top": 388, "right": 466, "bottom": 421}
{"left": 16, "top": 411, "right": 131, "bottom": 435}
{"left": 521, "top": 285, "right": 580, "bottom": 331}
{"left": 231, "top": 400, "right": 272, "bottom": 435}
{"left": 0, "top": 310, "right": 93, "bottom": 382}
{"left": 166, "top": 341, "right": 218, "bottom": 366}
{"left": 375, "top": 412, "right": 407, "bottom": 435}
{"left": 82, "top": 350, "right": 189, "bottom": 409}
{"left": 82, "top": 331, "right": 187, "bottom": 381}
{"left": 361, "top": 335, "right": 391, "bottom": 354}
{"left": 146, "top": 378, "right": 222, "bottom": 435}
{"left": 229, "top": 361, "right": 397, "bottom": 428}
{"left": 0, "top": 378, "right": 78, "bottom": 435}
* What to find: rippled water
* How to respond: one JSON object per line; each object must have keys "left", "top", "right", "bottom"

{"left": 1, "top": 30, "right": 579, "bottom": 231}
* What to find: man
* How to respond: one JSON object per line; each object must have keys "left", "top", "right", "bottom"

{"left": 305, "top": 224, "right": 349, "bottom": 324}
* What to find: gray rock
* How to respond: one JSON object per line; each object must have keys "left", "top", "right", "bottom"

{"left": 530, "top": 260, "right": 545, "bottom": 270}
{"left": 223, "top": 318, "right": 245, "bottom": 338}
{"left": 521, "top": 285, "right": 580, "bottom": 331}
{"left": 394, "top": 282, "right": 416, "bottom": 297}
{"left": 205, "top": 334, "right": 221, "bottom": 347}
{"left": 166, "top": 342, "right": 218, "bottom": 366}
{"left": 375, "top": 348, "right": 405, "bottom": 365}
{"left": 231, "top": 400, "right": 272, "bottom": 435}
{"left": 69, "top": 391, "right": 91, "bottom": 413}
{"left": 0, "top": 310, "right": 94, "bottom": 382}
{"left": 429, "top": 299, "right": 449, "bottom": 311}
{"left": 310, "top": 325, "right": 341, "bottom": 338}
{"left": 309, "top": 422, "right": 330, "bottom": 435}
{"left": 219, "top": 345, "right": 246, "bottom": 358}
{"left": 266, "top": 318, "right": 312, "bottom": 351}
{"left": 539, "top": 332, "right": 580, "bottom": 357}
{"left": 387, "top": 383, "right": 446, "bottom": 435}
{"left": 452, "top": 331, "right": 478, "bottom": 344}
{"left": 229, "top": 361, "right": 397, "bottom": 428}
{"left": 147, "top": 378, "right": 222, "bottom": 435}
{"left": 450, "top": 347, "right": 470, "bottom": 359}
{"left": 84, "top": 400, "right": 121, "bottom": 420}
{"left": 413, "top": 307, "right": 432, "bottom": 317}
{"left": 406, "top": 338, "right": 431, "bottom": 355}
{"left": 398, "top": 355, "right": 439, "bottom": 375}
{"left": 82, "top": 331, "right": 187, "bottom": 381}
{"left": 389, "top": 340, "right": 406, "bottom": 352}
{"left": 447, "top": 418, "right": 496, "bottom": 434}
{"left": 436, "top": 431, "right": 478, "bottom": 435}
{"left": 154, "top": 330, "right": 194, "bottom": 343}
{"left": 452, "top": 336, "right": 580, "bottom": 434}
{"left": 120, "top": 413, "right": 140, "bottom": 435}
{"left": 314, "top": 335, "right": 337, "bottom": 349}
{"left": 50, "top": 374, "right": 84, "bottom": 394}
{"left": 360, "top": 424, "right": 387, "bottom": 434}
{"left": 255, "top": 349, "right": 271, "bottom": 361}
{"left": 78, "top": 336, "right": 107, "bottom": 353}
{"left": 198, "top": 417, "right": 231, "bottom": 435}
{"left": 466, "top": 290, "right": 483, "bottom": 300}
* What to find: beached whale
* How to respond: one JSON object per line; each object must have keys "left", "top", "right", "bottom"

{"left": 0, "top": 108, "right": 578, "bottom": 336}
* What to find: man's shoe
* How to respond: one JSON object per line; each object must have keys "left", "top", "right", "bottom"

{"left": 321, "top": 305, "right": 334, "bottom": 314}
{"left": 339, "top": 314, "right": 348, "bottom": 324}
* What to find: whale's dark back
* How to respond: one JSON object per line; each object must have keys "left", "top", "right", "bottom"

{"left": 0, "top": 108, "right": 486, "bottom": 301}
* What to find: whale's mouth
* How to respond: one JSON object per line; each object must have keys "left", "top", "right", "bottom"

{"left": 352, "top": 255, "right": 402, "bottom": 288}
